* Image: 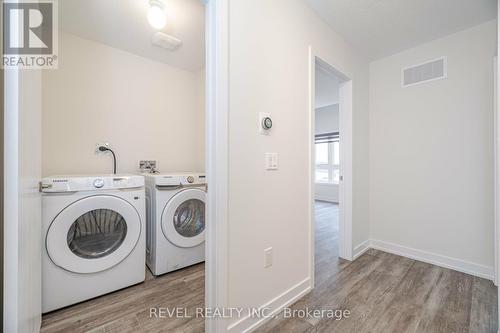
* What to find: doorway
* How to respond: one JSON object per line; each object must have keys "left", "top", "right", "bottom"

{"left": 310, "top": 52, "right": 353, "bottom": 288}
{"left": 40, "top": 0, "right": 207, "bottom": 330}
{"left": 4, "top": 0, "right": 214, "bottom": 331}
{"left": 314, "top": 60, "right": 342, "bottom": 285}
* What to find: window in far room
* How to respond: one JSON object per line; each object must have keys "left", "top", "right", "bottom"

{"left": 315, "top": 133, "right": 339, "bottom": 184}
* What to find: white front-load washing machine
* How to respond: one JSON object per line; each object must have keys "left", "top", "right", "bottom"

{"left": 41, "top": 174, "right": 146, "bottom": 313}
{"left": 144, "top": 173, "right": 206, "bottom": 276}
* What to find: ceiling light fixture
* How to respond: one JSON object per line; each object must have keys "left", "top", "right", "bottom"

{"left": 147, "top": 0, "right": 166, "bottom": 30}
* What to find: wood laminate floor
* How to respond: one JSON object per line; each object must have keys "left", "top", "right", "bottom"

{"left": 42, "top": 201, "right": 498, "bottom": 333}
{"left": 41, "top": 263, "right": 205, "bottom": 333}
{"left": 256, "top": 201, "right": 498, "bottom": 333}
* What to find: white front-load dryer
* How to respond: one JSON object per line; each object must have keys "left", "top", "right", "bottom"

{"left": 144, "top": 173, "right": 206, "bottom": 276}
{"left": 41, "top": 174, "right": 146, "bottom": 313}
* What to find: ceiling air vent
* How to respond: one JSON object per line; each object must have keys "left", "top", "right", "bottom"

{"left": 152, "top": 32, "right": 182, "bottom": 51}
{"left": 402, "top": 57, "right": 447, "bottom": 87}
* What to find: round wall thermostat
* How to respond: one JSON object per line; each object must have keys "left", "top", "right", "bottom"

{"left": 262, "top": 117, "right": 273, "bottom": 130}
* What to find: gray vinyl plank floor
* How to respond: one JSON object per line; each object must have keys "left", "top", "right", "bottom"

{"left": 42, "top": 201, "right": 497, "bottom": 333}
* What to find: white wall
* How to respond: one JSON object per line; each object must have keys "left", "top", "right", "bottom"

{"left": 315, "top": 104, "right": 339, "bottom": 202}
{"left": 226, "top": 0, "right": 369, "bottom": 330}
{"left": 42, "top": 32, "right": 205, "bottom": 176}
{"left": 369, "top": 21, "right": 497, "bottom": 273}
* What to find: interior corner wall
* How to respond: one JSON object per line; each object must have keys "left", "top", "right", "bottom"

{"left": 42, "top": 31, "right": 205, "bottom": 176}
{"left": 227, "top": 0, "right": 369, "bottom": 329}
{"left": 369, "top": 20, "right": 497, "bottom": 271}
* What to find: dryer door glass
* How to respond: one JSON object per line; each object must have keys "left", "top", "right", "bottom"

{"left": 173, "top": 199, "right": 205, "bottom": 237}
{"left": 67, "top": 209, "right": 128, "bottom": 259}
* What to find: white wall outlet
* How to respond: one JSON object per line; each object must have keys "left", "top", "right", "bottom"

{"left": 265, "top": 153, "right": 279, "bottom": 170}
{"left": 95, "top": 142, "right": 110, "bottom": 154}
{"left": 264, "top": 247, "right": 273, "bottom": 268}
{"left": 139, "top": 160, "right": 157, "bottom": 173}
{"left": 259, "top": 112, "right": 272, "bottom": 135}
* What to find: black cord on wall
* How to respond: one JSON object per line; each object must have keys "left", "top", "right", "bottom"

{"left": 98, "top": 146, "right": 117, "bottom": 174}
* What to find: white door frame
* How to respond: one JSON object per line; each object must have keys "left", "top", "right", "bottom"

{"left": 496, "top": 5, "right": 499, "bottom": 330}
{"left": 4, "top": 66, "right": 20, "bottom": 333}
{"left": 495, "top": 53, "right": 500, "bottom": 331}
{"left": 309, "top": 47, "right": 353, "bottom": 288}
{"left": 494, "top": 56, "right": 498, "bottom": 288}
{"left": 204, "top": 0, "right": 229, "bottom": 332}
{"left": 4, "top": 68, "right": 43, "bottom": 333}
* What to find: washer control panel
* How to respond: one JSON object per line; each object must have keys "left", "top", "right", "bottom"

{"left": 154, "top": 174, "right": 206, "bottom": 187}
{"left": 40, "top": 175, "right": 145, "bottom": 193}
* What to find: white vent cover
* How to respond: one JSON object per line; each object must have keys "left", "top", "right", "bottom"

{"left": 152, "top": 32, "right": 182, "bottom": 51}
{"left": 402, "top": 57, "right": 447, "bottom": 87}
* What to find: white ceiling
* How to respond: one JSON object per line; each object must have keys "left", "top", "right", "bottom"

{"left": 315, "top": 65, "right": 340, "bottom": 108}
{"left": 304, "top": 0, "right": 497, "bottom": 60}
{"left": 60, "top": 0, "right": 205, "bottom": 72}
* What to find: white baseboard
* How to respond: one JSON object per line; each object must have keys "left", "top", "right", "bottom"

{"left": 370, "top": 239, "right": 494, "bottom": 281}
{"left": 227, "top": 278, "right": 311, "bottom": 333}
{"left": 353, "top": 240, "right": 371, "bottom": 260}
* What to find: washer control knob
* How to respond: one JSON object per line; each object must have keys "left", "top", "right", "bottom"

{"left": 187, "top": 176, "right": 195, "bottom": 183}
{"left": 93, "top": 178, "right": 105, "bottom": 188}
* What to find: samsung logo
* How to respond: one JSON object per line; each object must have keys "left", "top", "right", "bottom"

{"left": 52, "top": 179, "right": 68, "bottom": 183}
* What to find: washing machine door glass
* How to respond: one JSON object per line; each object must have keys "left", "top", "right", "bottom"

{"left": 67, "top": 209, "right": 128, "bottom": 259}
{"left": 46, "top": 195, "right": 141, "bottom": 274}
{"left": 162, "top": 188, "right": 206, "bottom": 248}
{"left": 173, "top": 199, "right": 205, "bottom": 237}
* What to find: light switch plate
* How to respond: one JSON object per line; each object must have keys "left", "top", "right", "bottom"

{"left": 265, "top": 153, "right": 279, "bottom": 170}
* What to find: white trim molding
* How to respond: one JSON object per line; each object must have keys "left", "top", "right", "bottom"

{"left": 4, "top": 64, "right": 20, "bottom": 333}
{"left": 308, "top": 46, "right": 316, "bottom": 290}
{"left": 204, "top": 0, "right": 230, "bottom": 332}
{"left": 370, "top": 239, "right": 495, "bottom": 281}
{"left": 494, "top": 55, "right": 499, "bottom": 287}
{"left": 338, "top": 79, "right": 353, "bottom": 261}
{"left": 496, "top": 9, "right": 500, "bottom": 328}
{"left": 227, "top": 278, "right": 311, "bottom": 333}
{"left": 352, "top": 240, "right": 371, "bottom": 260}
